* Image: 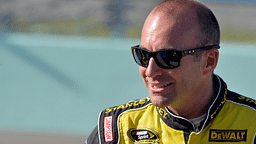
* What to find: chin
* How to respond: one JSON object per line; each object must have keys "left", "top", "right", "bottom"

{"left": 149, "top": 95, "right": 173, "bottom": 107}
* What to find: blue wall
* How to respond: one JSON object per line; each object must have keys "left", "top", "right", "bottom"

{"left": 1, "top": 33, "right": 256, "bottom": 135}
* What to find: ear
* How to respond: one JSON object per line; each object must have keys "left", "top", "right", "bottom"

{"left": 202, "top": 49, "right": 219, "bottom": 76}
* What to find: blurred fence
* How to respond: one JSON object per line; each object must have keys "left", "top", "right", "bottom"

{"left": 0, "top": 0, "right": 255, "bottom": 42}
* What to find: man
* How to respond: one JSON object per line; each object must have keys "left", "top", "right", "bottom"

{"left": 86, "top": 0, "right": 256, "bottom": 143}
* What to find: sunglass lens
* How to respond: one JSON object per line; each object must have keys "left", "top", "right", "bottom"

{"left": 156, "top": 51, "right": 180, "bottom": 69}
{"left": 132, "top": 48, "right": 149, "bottom": 67}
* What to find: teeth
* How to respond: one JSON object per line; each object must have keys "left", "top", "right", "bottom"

{"left": 153, "top": 83, "right": 172, "bottom": 88}
{"left": 164, "top": 83, "right": 171, "bottom": 87}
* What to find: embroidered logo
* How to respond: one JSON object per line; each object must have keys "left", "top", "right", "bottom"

{"left": 127, "top": 128, "right": 160, "bottom": 143}
{"left": 209, "top": 129, "right": 247, "bottom": 142}
{"left": 104, "top": 116, "right": 113, "bottom": 142}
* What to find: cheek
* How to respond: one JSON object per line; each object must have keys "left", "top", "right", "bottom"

{"left": 139, "top": 66, "right": 148, "bottom": 84}
{"left": 180, "top": 57, "right": 202, "bottom": 74}
{"left": 179, "top": 63, "right": 202, "bottom": 86}
{"left": 187, "top": 62, "right": 202, "bottom": 78}
{"left": 173, "top": 59, "right": 201, "bottom": 85}
{"left": 139, "top": 66, "right": 146, "bottom": 77}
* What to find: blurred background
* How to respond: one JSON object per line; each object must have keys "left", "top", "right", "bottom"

{"left": 0, "top": 0, "right": 255, "bottom": 143}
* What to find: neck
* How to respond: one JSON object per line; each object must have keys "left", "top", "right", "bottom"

{"left": 167, "top": 76, "right": 218, "bottom": 119}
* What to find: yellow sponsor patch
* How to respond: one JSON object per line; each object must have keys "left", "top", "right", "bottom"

{"left": 209, "top": 129, "right": 247, "bottom": 142}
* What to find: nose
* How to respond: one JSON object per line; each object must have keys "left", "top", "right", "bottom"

{"left": 145, "top": 57, "right": 162, "bottom": 77}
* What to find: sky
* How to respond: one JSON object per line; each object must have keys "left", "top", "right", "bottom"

{"left": 199, "top": 0, "right": 256, "bottom": 4}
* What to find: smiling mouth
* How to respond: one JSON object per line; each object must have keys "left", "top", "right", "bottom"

{"left": 152, "top": 82, "right": 173, "bottom": 88}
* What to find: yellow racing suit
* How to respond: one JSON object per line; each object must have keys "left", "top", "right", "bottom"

{"left": 86, "top": 75, "right": 256, "bottom": 144}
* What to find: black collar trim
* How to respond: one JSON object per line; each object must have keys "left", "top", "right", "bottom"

{"left": 156, "top": 106, "right": 194, "bottom": 130}
{"left": 197, "top": 75, "right": 227, "bottom": 133}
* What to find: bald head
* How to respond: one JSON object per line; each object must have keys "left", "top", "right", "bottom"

{"left": 152, "top": 0, "right": 197, "bottom": 15}
{"left": 141, "top": 0, "right": 220, "bottom": 48}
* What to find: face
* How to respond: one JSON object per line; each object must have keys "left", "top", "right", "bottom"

{"left": 139, "top": 9, "right": 205, "bottom": 109}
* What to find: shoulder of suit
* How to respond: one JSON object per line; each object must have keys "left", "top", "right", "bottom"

{"left": 226, "top": 90, "right": 256, "bottom": 111}
{"left": 102, "top": 97, "right": 152, "bottom": 116}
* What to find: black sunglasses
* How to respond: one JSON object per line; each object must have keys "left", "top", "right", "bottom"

{"left": 131, "top": 45, "right": 220, "bottom": 69}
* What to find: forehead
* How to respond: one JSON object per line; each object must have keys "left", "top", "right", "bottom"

{"left": 141, "top": 6, "right": 200, "bottom": 52}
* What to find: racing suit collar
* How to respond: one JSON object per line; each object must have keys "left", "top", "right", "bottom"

{"left": 156, "top": 74, "right": 227, "bottom": 132}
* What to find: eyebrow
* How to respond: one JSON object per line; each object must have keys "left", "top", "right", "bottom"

{"left": 139, "top": 45, "right": 178, "bottom": 51}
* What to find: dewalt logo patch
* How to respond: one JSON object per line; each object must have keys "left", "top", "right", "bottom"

{"left": 209, "top": 129, "right": 247, "bottom": 142}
